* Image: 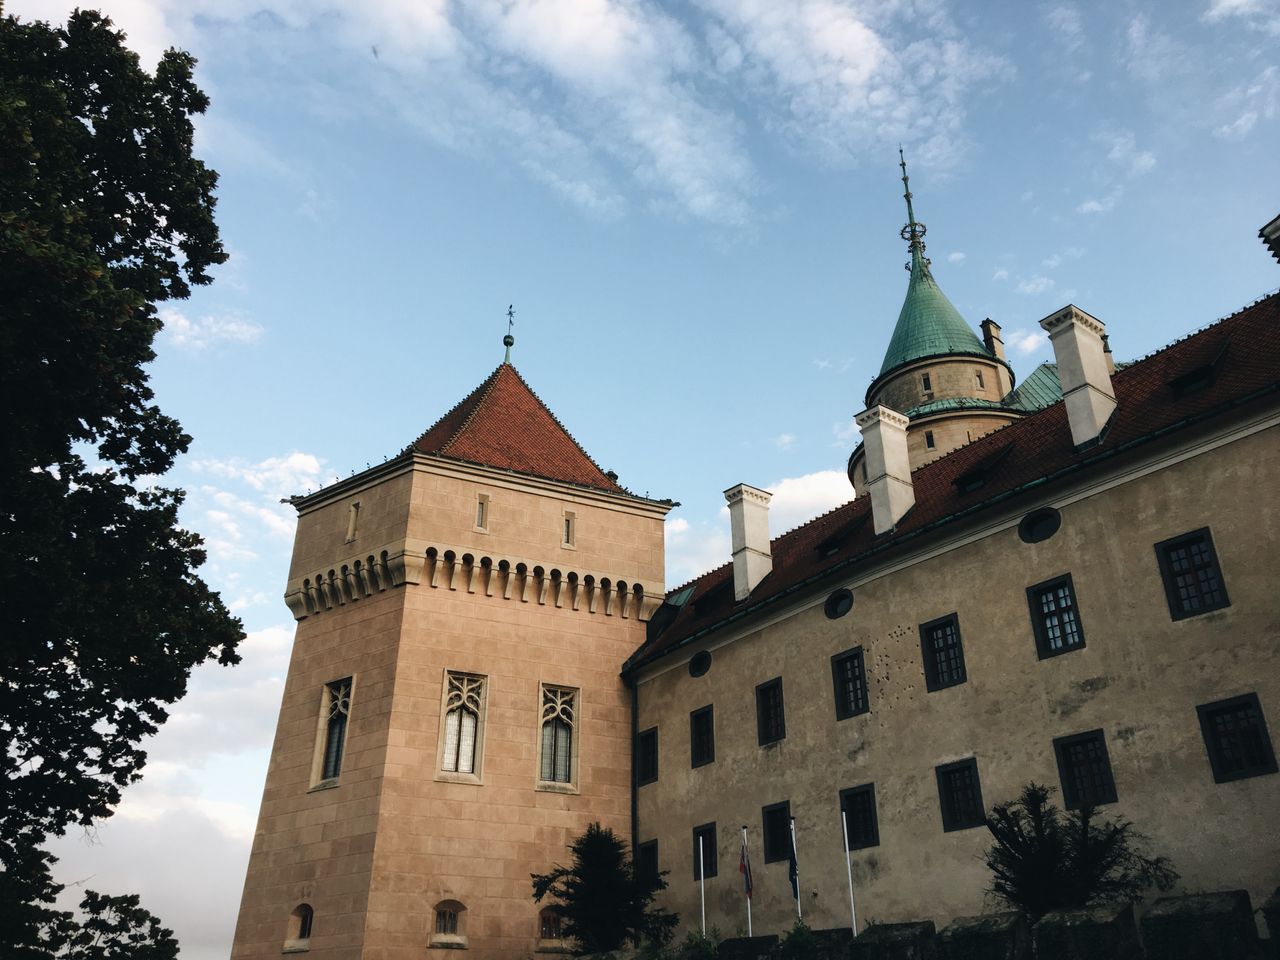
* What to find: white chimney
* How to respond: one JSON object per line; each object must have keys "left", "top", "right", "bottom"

{"left": 1040, "top": 305, "right": 1116, "bottom": 448}
{"left": 724, "top": 483, "right": 772, "bottom": 601}
{"left": 855, "top": 405, "right": 914, "bottom": 535}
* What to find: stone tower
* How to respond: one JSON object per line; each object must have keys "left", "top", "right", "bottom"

{"left": 230, "top": 359, "right": 671, "bottom": 960}
{"left": 848, "top": 153, "right": 1061, "bottom": 494}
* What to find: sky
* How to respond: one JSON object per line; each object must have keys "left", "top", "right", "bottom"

{"left": 12, "top": 0, "right": 1280, "bottom": 956}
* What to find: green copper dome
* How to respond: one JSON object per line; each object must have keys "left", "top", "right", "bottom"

{"left": 878, "top": 247, "right": 988, "bottom": 376}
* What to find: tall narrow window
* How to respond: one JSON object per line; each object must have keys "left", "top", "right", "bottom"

{"left": 1197, "top": 693, "right": 1277, "bottom": 783}
{"left": 920, "top": 615, "right": 967, "bottom": 691}
{"left": 761, "top": 801, "right": 791, "bottom": 863}
{"left": 1053, "top": 730, "right": 1118, "bottom": 808}
{"left": 319, "top": 678, "right": 352, "bottom": 781}
{"left": 692, "top": 822, "right": 718, "bottom": 879}
{"left": 839, "top": 784, "right": 879, "bottom": 850}
{"left": 755, "top": 678, "right": 785, "bottom": 745}
{"left": 285, "top": 903, "right": 314, "bottom": 950}
{"left": 475, "top": 494, "right": 489, "bottom": 532}
{"left": 539, "top": 686, "right": 576, "bottom": 785}
{"left": 637, "top": 728, "right": 658, "bottom": 786}
{"left": 925, "top": 430, "right": 936, "bottom": 450}
{"left": 635, "top": 840, "right": 659, "bottom": 888}
{"left": 831, "top": 647, "right": 869, "bottom": 719}
{"left": 1155, "top": 528, "right": 1230, "bottom": 620}
{"left": 690, "top": 706, "right": 715, "bottom": 768}
{"left": 563, "top": 511, "right": 576, "bottom": 547}
{"left": 975, "top": 369, "right": 985, "bottom": 389}
{"left": 442, "top": 673, "right": 485, "bottom": 775}
{"left": 936, "top": 758, "right": 985, "bottom": 831}
{"left": 922, "top": 372, "right": 932, "bottom": 392}
{"left": 1028, "top": 575, "right": 1085, "bottom": 658}
{"left": 345, "top": 502, "right": 360, "bottom": 542}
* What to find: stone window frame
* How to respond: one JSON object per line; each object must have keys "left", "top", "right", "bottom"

{"left": 536, "top": 683, "right": 580, "bottom": 794}
{"left": 536, "top": 908, "right": 571, "bottom": 954}
{"left": 435, "top": 670, "right": 488, "bottom": 785}
{"left": 282, "top": 903, "right": 314, "bottom": 954}
{"left": 692, "top": 821, "right": 718, "bottom": 880}
{"left": 690, "top": 705, "right": 715, "bottom": 769}
{"left": 839, "top": 783, "right": 879, "bottom": 850}
{"left": 935, "top": 757, "right": 985, "bottom": 832}
{"left": 755, "top": 677, "right": 786, "bottom": 746}
{"left": 309, "top": 676, "right": 355, "bottom": 790}
{"left": 924, "top": 429, "right": 936, "bottom": 450}
{"left": 1052, "top": 729, "right": 1118, "bottom": 808}
{"left": 919, "top": 614, "right": 967, "bottom": 692}
{"left": 636, "top": 727, "right": 658, "bottom": 786}
{"left": 474, "top": 493, "right": 490, "bottom": 534}
{"left": 430, "top": 900, "right": 468, "bottom": 950}
{"left": 831, "top": 646, "right": 870, "bottom": 720}
{"left": 761, "top": 800, "right": 791, "bottom": 863}
{"left": 562, "top": 509, "right": 577, "bottom": 549}
{"left": 1154, "top": 527, "right": 1231, "bottom": 621}
{"left": 1027, "top": 573, "right": 1086, "bottom": 660}
{"left": 1196, "top": 692, "right": 1278, "bottom": 784}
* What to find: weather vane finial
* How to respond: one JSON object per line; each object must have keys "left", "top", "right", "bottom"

{"left": 503, "top": 304, "right": 515, "bottom": 363}
{"left": 898, "top": 146, "right": 928, "bottom": 268}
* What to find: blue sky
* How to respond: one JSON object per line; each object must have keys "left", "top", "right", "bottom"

{"left": 14, "top": 0, "right": 1279, "bottom": 956}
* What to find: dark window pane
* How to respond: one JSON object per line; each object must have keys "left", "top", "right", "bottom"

{"left": 1029, "top": 575, "right": 1085, "bottom": 658}
{"left": 762, "top": 802, "right": 791, "bottom": 863}
{"left": 832, "top": 647, "right": 869, "bottom": 719}
{"left": 756, "top": 678, "right": 786, "bottom": 745}
{"left": 692, "top": 822, "right": 717, "bottom": 879}
{"left": 321, "top": 678, "right": 352, "bottom": 780}
{"left": 920, "top": 616, "right": 967, "bottom": 691}
{"left": 1053, "top": 730, "right": 1118, "bottom": 808}
{"left": 839, "top": 784, "right": 879, "bottom": 850}
{"left": 1197, "top": 693, "right": 1278, "bottom": 783}
{"left": 936, "top": 759, "right": 984, "bottom": 831}
{"left": 1156, "top": 528, "right": 1230, "bottom": 620}
{"left": 635, "top": 840, "right": 659, "bottom": 888}
{"left": 637, "top": 728, "right": 658, "bottom": 786}
{"left": 691, "top": 706, "right": 715, "bottom": 767}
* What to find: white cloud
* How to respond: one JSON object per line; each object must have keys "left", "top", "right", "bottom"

{"left": 665, "top": 516, "right": 731, "bottom": 587}
{"left": 1016, "top": 275, "right": 1055, "bottom": 295}
{"left": 1042, "top": 247, "right": 1084, "bottom": 269}
{"left": 160, "top": 308, "right": 263, "bottom": 350}
{"left": 1077, "top": 188, "right": 1122, "bottom": 214}
{"left": 813, "top": 359, "right": 833, "bottom": 370}
{"left": 766, "top": 470, "right": 851, "bottom": 535}
{"left": 1007, "top": 329, "right": 1049, "bottom": 356}
{"left": 1203, "top": 0, "right": 1280, "bottom": 33}
{"left": 1042, "top": 254, "right": 1062, "bottom": 269}
{"left": 992, "top": 268, "right": 1010, "bottom": 282}
{"left": 832, "top": 419, "right": 859, "bottom": 445}
{"left": 773, "top": 433, "right": 797, "bottom": 450}
{"left": 1098, "top": 130, "right": 1156, "bottom": 176}
{"left": 191, "top": 452, "right": 326, "bottom": 500}
{"left": 947, "top": 251, "right": 966, "bottom": 263}
{"left": 1214, "top": 66, "right": 1279, "bottom": 139}
{"left": 1046, "top": 5, "right": 1086, "bottom": 53}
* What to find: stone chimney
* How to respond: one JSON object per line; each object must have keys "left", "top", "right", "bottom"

{"left": 981, "top": 318, "right": 1006, "bottom": 361}
{"left": 724, "top": 483, "right": 772, "bottom": 601}
{"left": 854, "top": 406, "right": 914, "bottom": 535}
{"left": 1040, "top": 305, "right": 1117, "bottom": 448}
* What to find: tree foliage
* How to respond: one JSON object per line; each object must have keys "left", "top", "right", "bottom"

{"left": 532, "top": 822, "right": 679, "bottom": 954}
{"left": 0, "top": 8, "right": 242, "bottom": 861}
{"left": 984, "top": 783, "right": 1179, "bottom": 919}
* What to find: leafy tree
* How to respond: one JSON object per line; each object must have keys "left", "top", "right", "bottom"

{"left": 984, "top": 783, "right": 1178, "bottom": 919}
{"left": 65, "top": 891, "right": 179, "bottom": 960}
{"left": 0, "top": 6, "right": 242, "bottom": 862}
{"left": 532, "top": 822, "right": 679, "bottom": 954}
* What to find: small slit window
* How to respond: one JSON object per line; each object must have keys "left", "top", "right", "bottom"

{"left": 562, "top": 511, "right": 576, "bottom": 547}
{"left": 475, "top": 494, "right": 489, "bottom": 532}
{"left": 921, "top": 372, "right": 932, "bottom": 392}
{"left": 975, "top": 369, "right": 985, "bottom": 389}
{"left": 345, "top": 502, "right": 360, "bottom": 542}
{"left": 925, "top": 430, "right": 936, "bottom": 450}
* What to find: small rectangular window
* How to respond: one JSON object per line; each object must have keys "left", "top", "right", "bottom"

{"left": 761, "top": 801, "right": 791, "bottom": 863}
{"left": 1155, "top": 528, "right": 1230, "bottom": 620}
{"left": 976, "top": 369, "right": 985, "bottom": 389}
{"left": 922, "top": 372, "right": 932, "bottom": 391}
{"left": 755, "top": 678, "right": 785, "bottom": 745}
{"left": 635, "top": 840, "right": 659, "bottom": 887}
{"left": 692, "top": 822, "right": 718, "bottom": 880}
{"left": 1028, "top": 574, "right": 1085, "bottom": 658}
{"left": 637, "top": 727, "right": 658, "bottom": 786}
{"left": 475, "top": 494, "right": 489, "bottom": 532}
{"left": 839, "top": 784, "right": 879, "bottom": 850}
{"left": 936, "top": 758, "right": 985, "bottom": 832}
{"left": 1197, "top": 693, "right": 1278, "bottom": 783}
{"left": 924, "top": 430, "right": 936, "bottom": 450}
{"left": 690, "top": 706, "right": 715, "bottom": 768}
{"left": 1053, "top": 729, "right": 1118, "bottom": 808}
{"left": 920, "top": 614, "right": 967, "bottom": 691}
{"left": 831, "top": 647, "right": 869, "bottom": 720}
{"left": 345, "top": 501, "right": 361, "bottom": 542}
{"left": 563, "top": 511, "right": 576, "bottom": 547}
{"left": 319, "top": 678, "right": 353, "bottom": 781}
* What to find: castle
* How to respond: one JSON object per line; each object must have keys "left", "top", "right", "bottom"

{"left": 230, "top": 167, "right": 1280, "bottom": 959}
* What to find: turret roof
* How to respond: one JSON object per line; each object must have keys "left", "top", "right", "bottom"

{"left": 407, "top": 363, "right": 627, "bottom": 495}
{"left": 878, "top": 249, "right": 990, "bottom": 375}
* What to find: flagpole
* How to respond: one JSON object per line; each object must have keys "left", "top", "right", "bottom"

{"left": 699, "top": 835, "right": 706, "bottom": 937}
{"left": 789, "top": 816, "right": 802, "bottom": 921}
{"left": 840, "top": 805, "right": 857, "bottom": 935}
{"left": 740, "top": 825, "right": 753, "bottom": 938}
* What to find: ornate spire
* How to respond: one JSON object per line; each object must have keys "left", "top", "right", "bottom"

{"left": 503, "top": 304, "right": 515, "bottom": 363}
{"left": 898, "top": 146, "right": 928, "bottom": 268}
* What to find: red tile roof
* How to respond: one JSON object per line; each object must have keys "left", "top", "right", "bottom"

{"left": 408, "top": 363, "right": 628, "bottom": 495}
{"left": 627, "top": 291, "right": 1280, "bottom": 672}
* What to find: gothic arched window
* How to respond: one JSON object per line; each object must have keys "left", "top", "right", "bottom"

{"left": 539, "top": 686, "right": 576, "bottom": 785}
{"left": 441, "top": 673, "right": 484, "bottom": 774}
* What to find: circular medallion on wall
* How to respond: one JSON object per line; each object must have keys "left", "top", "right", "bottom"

{"left": 1018, "top": 507, "right": 1062, "bottom": 544}
{"left": 824, "top": 588, "right": 854, "bottom": 619}
{"left": 688, "top": 650, "right": 712, "bottom": 677}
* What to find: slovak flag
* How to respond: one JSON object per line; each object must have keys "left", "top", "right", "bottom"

{"left": 739, "top": 836, "right": 754, "bottom": 899}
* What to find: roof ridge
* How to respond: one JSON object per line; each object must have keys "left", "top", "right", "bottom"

{"left": 402, "top": 364, "right": 504, "bottom": 456}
